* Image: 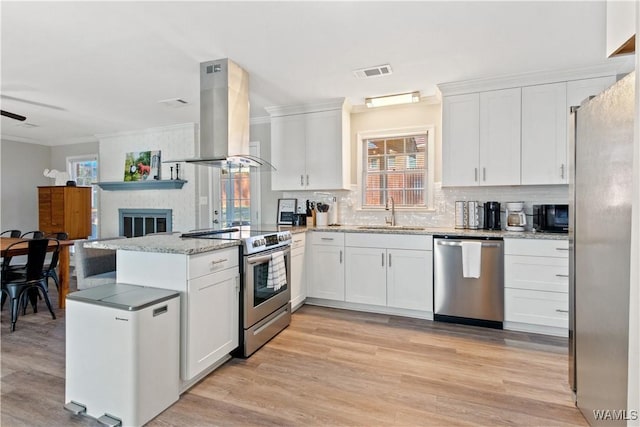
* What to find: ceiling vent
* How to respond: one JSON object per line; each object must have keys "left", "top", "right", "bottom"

{"left": 158, "top": 98, "right": 189, "bottom": 108}
{"left": 353, "top": 64, "right": 393, "bottom": 79}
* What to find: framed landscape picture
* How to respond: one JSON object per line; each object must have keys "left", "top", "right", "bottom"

{"left": 123, "top": 150, "right": 161, "bottom": 181}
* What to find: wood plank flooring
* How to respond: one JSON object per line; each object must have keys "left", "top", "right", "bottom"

{"left": 1, "top": 281, "right": 587, "bottom": 426}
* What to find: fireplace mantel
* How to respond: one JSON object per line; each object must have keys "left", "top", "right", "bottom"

{"left": 97, "top": 180, "right": 187, "bottom": 191}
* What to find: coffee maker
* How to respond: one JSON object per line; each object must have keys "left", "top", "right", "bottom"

{"left": 484, "top": 201, "right": 501, "bottom": 230}
{"left": 505, "top": 202, "right": 526, "bottom": 231}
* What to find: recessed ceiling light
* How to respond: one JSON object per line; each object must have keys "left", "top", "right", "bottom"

{"left": 365, "top": 91, "right": 421, "bottom": 108}
{"left": 158, "top": 98, "right": 189, "bottom": 108}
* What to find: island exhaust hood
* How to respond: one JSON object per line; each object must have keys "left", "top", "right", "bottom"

{"left": 169, "top": 58, "right": 273, "bottom": 168}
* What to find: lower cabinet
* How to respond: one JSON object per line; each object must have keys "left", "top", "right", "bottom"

{"left": 290, "top": 233, "right": 307, "bottom": 310}
{"left": 344, "top": 233, "right": 433, "bottom": 313}
{"left": 307, "top": 232, "right": 345, "bottom": 301}
{"left": 504, "top": 238, "right": 569, "bottom": 336}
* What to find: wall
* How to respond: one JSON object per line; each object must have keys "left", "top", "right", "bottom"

{"left": 50, "top": 141, "right": 99, "bottom": 171}
{"left": 97, "top": 123, "right": 198, "bottom": 237}
{"left": 0, "top": 139, "right": 51, "bottom": 233}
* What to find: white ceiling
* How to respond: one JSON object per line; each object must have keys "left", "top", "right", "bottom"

{"left": 0, "top": 1, "right": 630, "bottom": 146}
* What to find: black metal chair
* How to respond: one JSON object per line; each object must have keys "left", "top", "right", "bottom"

{"left": 20, "top": 231, "right": 45, "bottom": 239}
{"left": 1, "top": 239, "right": 56, "bottom": 331}
{"left": 42, "top": 232, "right": 68, "bottom": 291}
{"left": 1, "top": 230, "right": 21, "bottom": 238}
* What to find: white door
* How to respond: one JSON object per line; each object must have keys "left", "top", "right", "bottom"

{"left": 387, "top": 249, "right": 433, "bottom": 311}
{"left": 479, "top": 88, "right": 521, "bottom": 185}
{"left": 345, "top": 247, "right": 387, "bottom": 306}
{"left": 442, "top": 93, "right": 480, "bottom": 186}
{"left": 521, "top": 82, "right": 568, "bottom": 185}
{"left": 270, "top": 114, "right": 306, "bottom": 190}
{"left": 307, "top": 245, "right": 344, "bottom": 301}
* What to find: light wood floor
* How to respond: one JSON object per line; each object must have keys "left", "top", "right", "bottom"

{"left": 1, "top": 281, "right": 587, "bottom": 427}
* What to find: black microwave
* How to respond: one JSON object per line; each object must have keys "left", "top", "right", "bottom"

{"left": 533, "top": 204, "right": 569, "bottom": 233}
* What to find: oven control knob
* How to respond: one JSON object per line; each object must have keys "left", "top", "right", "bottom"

{"left": 252, "top": 240, "right": 260, "bottom": 248}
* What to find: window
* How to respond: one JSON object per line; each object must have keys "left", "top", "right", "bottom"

{"left": 68, "top": 155, "right": 99, "bottom": 238}
{"left": 360, "top": 127, "right": 434, "bottom": 209}
{"left": 220, "top": 164, "right": 251, "bottom": 227}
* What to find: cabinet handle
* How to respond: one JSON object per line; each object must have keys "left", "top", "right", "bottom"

{"left": 474, "top": 168, "right": 478, "bottom": 182}
{"left": 294, "top": 239, "right": 302, "bottom": 244}
{"left": 211, "top": 258, "right": 228, "bottom": 265}
{"left": 483, "top": 167, "right": 486, "bottom": 181}
{"left": 340, "top": 250, "right": 343, "bottom": 264}
{"left": 388, "top": 253, "right": 392, "bottom": 267}
{"left": 555, "top": 274, "right": 569, "bottom": 278}
{"left": 300, "top": 175, "right": 304, "bottom": 186}
{"left": 381, "top": 252, "right": 385, "bottom": 267}
{"left": 555, "top": 309, "right": 569, "bottom": 313}
{"left": 306, "top": 175, "right": 309, "bottom": 186}
{"left": 560, "top": 164, "right": 565, "bottom": 179}
{"left": 556, "top": 247, "right": 569, "bottom": 251}
{"left": 321, "top": 237, "right": 334, "bottom": 241}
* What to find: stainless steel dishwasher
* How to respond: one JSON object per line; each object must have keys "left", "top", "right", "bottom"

{"left": 433, "top": 236, "right": 504, "bottom": 328}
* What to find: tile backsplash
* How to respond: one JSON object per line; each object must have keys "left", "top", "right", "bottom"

{"left": 284, "top": 183, "right": 568, "bottom": 230}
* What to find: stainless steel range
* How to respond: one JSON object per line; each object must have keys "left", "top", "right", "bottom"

{"left": 181, "top": 227, "right": 292, "bottom": 357}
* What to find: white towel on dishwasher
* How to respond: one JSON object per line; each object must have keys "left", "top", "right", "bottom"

{"left": 267, "top": 251, "right": 287, "bottom": 291}
{"left": 461, "top": 241, "right": 482, "bottom": 278}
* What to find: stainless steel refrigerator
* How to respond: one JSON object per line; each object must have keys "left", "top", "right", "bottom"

{"left": 569, "top": 71, "right": 635, "bottom": 425}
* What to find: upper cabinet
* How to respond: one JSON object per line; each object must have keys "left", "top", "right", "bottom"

{"left": 521, "top": 82, "right": 567, "bottom": 185}
{"left": 440, "top": 70, "right": 620, "bottom": 187}
{"left": 442, "top": 88, "right": 521, "bottom": 186}
{"left": 267, "top": 99, "right": 351, "bottom": 191}
{"left": 606, "top": 0, "right": 636, "bottom": 57}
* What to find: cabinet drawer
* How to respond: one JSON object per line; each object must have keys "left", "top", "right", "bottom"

{"left": 505, "top": 288, "right": 568, "bottom": 328}
{"left": 310, "top": 231, "right": 344, "bottom": 246}
{"left": 505, "top": 255, "right": 568, "bottom": 293}
{"left": 345, "top": 233, "right": 432, "bottom": 250}
{"left": 291, "top": 233, "right": 306, "bottom": 250}
{"left": 188, "top": 247, "right": 239, "bottom": 280}
{"left": 504, "top": 238, "right": 568, "bottom": 257}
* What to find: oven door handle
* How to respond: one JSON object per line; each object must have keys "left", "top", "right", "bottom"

{"left": 247, "top": 254, "right": 273, "bottom": 265}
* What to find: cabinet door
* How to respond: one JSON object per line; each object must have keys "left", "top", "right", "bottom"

{"left": 521, "top": 82, "right": 568, "bottom": 185}
{"left": 38, "top": 188, "right": 53, "bottom": 231}
{"left": 66, "top": 187, "right": 92, "bottom": 239}
{"left": 290, "top": 241, "right": 307, "bottom": 310}
{"left": 186, "top": 268, "right": 239, "bottom": 380}
{"left": 307, "top": 245, "right": 344, "bottom": 301}
{"left": 305, "top": 109, "right": 345, "bottom": 190}
{"left": 345, "top": 247, "right": 386, "bottom": 306}
{"left": 505, "top": 288, "right": 568, "bottom": 329}
{"left": 387, "top": 249, "right": 433, "bottom": 312}
{"left": 479, "top": 88, "right": 521, "bottom": 185}
{"left": 270, "top": 114, "right": 306, "bottom": 190}
{"left": 442, "top": 93, "right": 480, "bottom": 186}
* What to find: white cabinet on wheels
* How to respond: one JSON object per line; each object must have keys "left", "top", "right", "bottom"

{"left": 307, "top": 232, "right": 345, "bottom": 301}
{"left": 116, "top": 246, "right": 240, "bottom": 391}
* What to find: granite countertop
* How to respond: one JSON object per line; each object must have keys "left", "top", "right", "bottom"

{"left": 302, "top": 225, "right": 568, "bottom": 240}
{"left": 84, "top": 233, "right": 241, "bottom": 255}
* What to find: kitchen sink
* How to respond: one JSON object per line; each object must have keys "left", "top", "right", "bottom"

{"left": 357, "top": 225, "right": 426, "bottom": 231}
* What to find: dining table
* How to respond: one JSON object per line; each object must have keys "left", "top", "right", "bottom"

{"left": 1, "top": 237, "right": 74, "bottom": 309}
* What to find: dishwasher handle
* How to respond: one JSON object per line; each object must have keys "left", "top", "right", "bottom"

{"left": 435, "top": 240, "right": 502, "bottom": 248}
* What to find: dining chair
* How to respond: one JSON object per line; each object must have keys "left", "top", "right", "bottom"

{"left": 42, "top": 233, "right": 68, "bottom": 291}
{"left": 1, "top": 238, "right": 56, "bottom": 331}
{"left": 20, "top": 231, "right": 45, "bottom": 239}
{"left": 1, "top": 230, "right": 21, "bottom": 238}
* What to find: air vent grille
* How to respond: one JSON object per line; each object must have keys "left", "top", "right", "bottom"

{"left": 158, "top": 98, "right": 189, "bottom": 108}
{"left": 353, "top": 64, "right": 393, "bottom": 79}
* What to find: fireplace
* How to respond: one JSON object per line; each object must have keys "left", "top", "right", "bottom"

{"left": 119, "top": 209, "right": 172, "bottom": 238}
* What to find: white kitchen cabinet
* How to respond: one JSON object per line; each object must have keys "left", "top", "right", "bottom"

{"left": 442, "top": 93, "right": 480, "bottom": 186}
{"left": 290, "top": 233, "right": 307, "bottom": 311}
{"left": 479, "top": 88, "right": 521, "bottom": 185}
{"left": 521, "top": 82, "right": 568, "bottom": 185}
{"left": 268, "top": 100, "right": 350, "bottom": 191}
{"left": 115, "top": 246, "right": 240, "bottom": 386}
{"left": 344, "top": 233, "right": 433, "bottom": 313}
{"left": 504, "top": 238, "right": 568, "bottom": 336}
{"left": 307, "top": 232, "right": 344, "bottom": 301}
{"left": 442, "top": 88, "right": 520, "bottom": 186}
{"left": 606, "top": 0, "right": 636, "bottom": 57}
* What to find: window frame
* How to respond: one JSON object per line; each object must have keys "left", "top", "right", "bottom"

{"left": 356, "top": 126, "right": 435, "bottom": 211}
{"left": 67, "top": 154, "right": 99, "bottom": 238}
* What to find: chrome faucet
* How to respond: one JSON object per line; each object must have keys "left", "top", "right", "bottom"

{"left": 385, "top": 197, "right": 396, "bottom": 226}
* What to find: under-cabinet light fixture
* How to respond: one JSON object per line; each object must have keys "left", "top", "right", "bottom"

{"left": 365, "top": 91, "right": 421, "bottom": 108}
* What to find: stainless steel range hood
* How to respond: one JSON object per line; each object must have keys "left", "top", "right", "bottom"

{"left": 171, "top": 58, "right": 272, "bottom": 168}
